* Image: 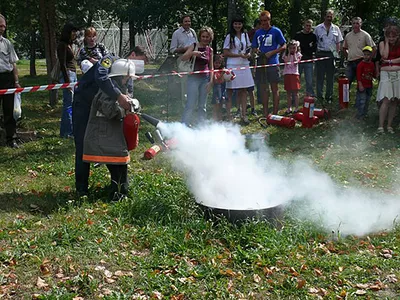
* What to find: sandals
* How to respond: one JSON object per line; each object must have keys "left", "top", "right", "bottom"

{"left": 388, "top": 127, "right": 394, "bottom": 134}
{"left": 377, "top": 127, "right": 384, "bottom": 134}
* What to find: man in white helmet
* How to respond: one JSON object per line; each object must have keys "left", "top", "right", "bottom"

{"left": 82, "top": 59, "right": 138, "bottom": 200}
{"left": 73, "top": 54, "right": 132, "bottom": 196}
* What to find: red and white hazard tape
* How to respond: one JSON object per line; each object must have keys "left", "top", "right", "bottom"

{"left": 0, "top": 82, "right": 77, "bottom": 95}
{"left": 0, "top": 56, "right": 330, "bottom": 95}
{"left": 135, "top": 56, "right": 330, "bottom": 80}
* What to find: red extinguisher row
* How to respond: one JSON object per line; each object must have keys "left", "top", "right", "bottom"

{"left": 266, "top": 73, "right": 349, "bottom": 128}
{"left": 265, "top": 96, "right": 332, "bottom": 129}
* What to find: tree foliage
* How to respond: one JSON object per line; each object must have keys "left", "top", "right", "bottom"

{"left": 0, "top": 0, "right": 399, "bottom": 66}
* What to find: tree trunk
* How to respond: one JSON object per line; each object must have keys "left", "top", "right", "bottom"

{"left": 39, "top": 0, "right": 58, "bottom": 107}
{"left": 211, "top": 0, "right": 218, "bottom": 52}
{"left": 289, "top": 0, "right": 302, "bottom": 38}
{"left": 320, "top": 0, "right": 329, "bottom": 23}
{"left": 227, "top": 0, "right": 237, "bottom": 30}
{"left": 119, "top": 20, "right": 124, "bottom": 57}
{"left": 29, "top": 29, "right": 37, "bottom": 77}
{"left": 129, "top": 19, "right": 136, "bottom": 51}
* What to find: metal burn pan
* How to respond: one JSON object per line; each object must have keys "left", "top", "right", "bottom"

{"left": 197, "top": 203, "right": 284, "bottom": 226}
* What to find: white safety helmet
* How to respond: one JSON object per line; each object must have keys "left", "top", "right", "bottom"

{"left": 223, "top": 69, "right": 236, "bottom": 82}
{"left": 109, "top": 59, "right": 136, "bottom": 78}
{"left": 80, "top": 59, "right": 93, "bottom": 74}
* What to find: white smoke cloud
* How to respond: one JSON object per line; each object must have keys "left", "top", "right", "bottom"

{"left": 157, "top": 122, "right": 400, "bottom": 236}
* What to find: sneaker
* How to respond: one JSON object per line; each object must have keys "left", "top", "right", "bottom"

{"left": 387, "top": 127, "right": 394, "bottom": 134}
{"left": 241, "top": 116, "right": 250, "bottom": 125}
{"left": 251, "top": 109, "right": 258, "bottom": 116}
{"left": 6, "top": 140, "right": 19, "bottom": 149}
{"left": 377, "top": 127, "right": 384, "bottom": 134}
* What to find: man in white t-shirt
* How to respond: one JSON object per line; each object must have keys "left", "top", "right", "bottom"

{"left": 342, "top": 17, "right": 376, "bottom": 90}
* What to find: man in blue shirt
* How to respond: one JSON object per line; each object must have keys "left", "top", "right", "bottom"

{"left": 314, "top": 9, "right": 343, "bottom": 105}
{"left": 252, "top": 10, "right": 286, "bottom": 116}
{"left": 73, "top": 54, "right": 131, "bottom": 196}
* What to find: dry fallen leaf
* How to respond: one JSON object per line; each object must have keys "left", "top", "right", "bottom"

{"left": 227, "top": 279, "right": 234, "bottom": 292}
{"left": 36, "top": 277, "right": 48, "bottom": 289}
{"left": 151, "top": 291, "right": 163, "bottom": 299}
{"left": 355, "top": 283, "right": 369, "bottom": 289}
{"left": 314, "top": 268, "right": 323, "bottom": 276}
{"left": 104, "top": 269, "right": 113, "bottom": 278}
{"left": 355, "top": 289, "right": 366, "bottom": 295}
{"left": 296, "top": 278, "right": 306, "bottom": 289}
{"left": 40, "top": 264, "right": 51, "bottom": 276}
{"left": 385, "top": 274, "right": 397, "bottom": 283}
{"left": 253, "top": 274, "right": 262, "bottom": 283}
{"left": 380, "top": 249, "right": 393, "bottom": 259}
{"left": 290, "top": 267, "right": 299, "bottom": 277}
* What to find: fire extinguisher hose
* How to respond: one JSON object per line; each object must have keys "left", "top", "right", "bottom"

{"left": 258, "top": 117, "right": 269, "bottom": 128}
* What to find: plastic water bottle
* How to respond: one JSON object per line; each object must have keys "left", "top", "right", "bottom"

{"left": 67, "top": 106, "right": 72, "bottom": 119}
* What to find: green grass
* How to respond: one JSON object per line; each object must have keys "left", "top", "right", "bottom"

{"left": 0, "top": 60, "right": 399, "bottom": 299}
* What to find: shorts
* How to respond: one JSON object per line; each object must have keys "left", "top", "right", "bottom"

{"left": 284, "top": 74, "right": 300, "bottom": 91}
{"left": 255, "top": 55, "right": 280, "bottom": 84}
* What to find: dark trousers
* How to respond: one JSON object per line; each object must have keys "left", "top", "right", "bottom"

{"left": 106, "top": 164, "right": 128, "bottom": 194}
{"left": 0, "top": 72, "right": 17, "bottom": 141}
{"left": 72, "top": 97, "right": 91, "bottom": 194}
{"left": 346, "top": 58, "right": 362, "bottom": 90}
{"left": 316, "top": 51, "right": 335, "bottom": 104}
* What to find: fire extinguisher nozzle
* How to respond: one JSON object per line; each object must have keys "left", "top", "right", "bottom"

{"left": 141, "top": 113, "right": 161, "bottom": 127}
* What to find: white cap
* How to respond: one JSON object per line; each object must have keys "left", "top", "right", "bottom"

{"left": 80, "top": 59, "right": 93, "bottom": 73}
{"left": 109, "top": 59, "right": 136, "bottom": 78}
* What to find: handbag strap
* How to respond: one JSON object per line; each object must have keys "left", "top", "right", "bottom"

{"left": 191, "top": 43, "right": 198, "bottom": 64}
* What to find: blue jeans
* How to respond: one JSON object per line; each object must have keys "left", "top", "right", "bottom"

{"left": 299, "top": 62, "right": 315, "bottom": 96}
{"left": 182, "top": 75, "right": 209, "bottom": 126}
{"left": 355, "top": 87, "right": 372, "bottom": 119}
{"left": 346, "top": 59, "right": 362, "bottom": 90}
{"left": 60, "top": 70, "right": 77, "bottom": 137}
{"left": 316, "top": 51, "right": 335, "bottom": 104}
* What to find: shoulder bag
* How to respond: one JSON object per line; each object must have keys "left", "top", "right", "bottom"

{"left": 177, "top": 43, "right": 198, "bottom": 72}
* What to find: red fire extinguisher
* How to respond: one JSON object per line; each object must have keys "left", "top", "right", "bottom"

{"left": 123, "top": 113, "right": 140, "bottom": 150}
{"left": 266, "top": 114, "right": 296, "bottom": 128}
{"left": 293, "top": 112, "right": 319, "bottom": 125}
{"left": 144, "top": 145, "right": 161, "bottom": 160}
{"left": 338, "top": 74, "right": 349, "bottom": 109}
{"left": 301, "top": 107, "right": 330, "bottom": 120}
{"left": 302, "top": 96, "right": 315, "bottom": 128}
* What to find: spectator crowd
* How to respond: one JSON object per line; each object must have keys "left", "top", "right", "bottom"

{"left": 0, "top": 10, "right": 399, "bottom": 198}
